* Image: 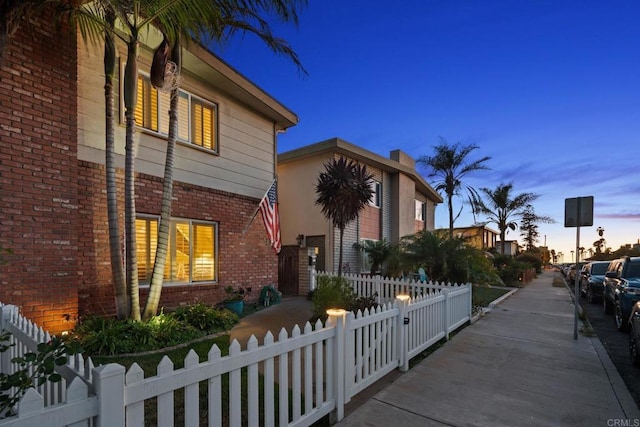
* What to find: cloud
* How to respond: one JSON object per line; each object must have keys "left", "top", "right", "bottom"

{"left": 597, "top": 212, "right": 640, "bottom": 220}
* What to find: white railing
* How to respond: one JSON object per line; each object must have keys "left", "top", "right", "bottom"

{"left": 0, "top": 277, "right": 471, "bottom": 426}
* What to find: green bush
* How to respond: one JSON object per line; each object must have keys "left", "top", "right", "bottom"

{"left": 312, "top": 275, "right": 354, "bottom": 320}
{"left": 467, "top": 251, "right": 504, "bottom": 286}
{"left": 70, "top": 303, "right": 240, "bottom": 356}
{"left": 173, "top": 303, "right": 239, "bottom": 332}
{"left": 516, "top": 253, "right": 542, "bottom": 273}
{"left": 350, "top": 293, "right": 379, "bottom": 314}
{"left": 492, "top": 255, "right": 531, "bottom": 286}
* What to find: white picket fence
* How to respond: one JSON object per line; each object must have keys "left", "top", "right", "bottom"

{"left": 0, "top": 278, "right": 471, "bottom": 426}
{"left": 328, "top": 271, "right": 470, "bottom": 305}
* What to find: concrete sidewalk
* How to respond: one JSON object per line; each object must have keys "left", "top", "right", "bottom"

{"left": 337, "top": 270, "right": 640, "bottom": 426}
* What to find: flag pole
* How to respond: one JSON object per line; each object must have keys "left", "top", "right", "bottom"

{"left": 242, "top": 178, "right": 276, "bottom": 235}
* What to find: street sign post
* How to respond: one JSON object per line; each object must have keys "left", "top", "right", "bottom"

{"left": 565, "top": 196, "right": 594, "bottom": 340}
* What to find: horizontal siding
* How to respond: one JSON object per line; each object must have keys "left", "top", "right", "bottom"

{"left": 77, "top": 34, "right": 276, "bottom": 200}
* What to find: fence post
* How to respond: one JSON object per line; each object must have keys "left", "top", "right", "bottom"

{"left": 327, "top": 308, "right": 346, "bottom": 423}
{"left": 396, "top": 295, "right": 410, "bottom": 372}
{"left": 443, "top": 289, "right": 450, "bottom": 340}
{"left": 467, "top": 283, "right": 473, "bottom": 321}
{"left": 93, "top": 363, "right": 125, "bottom": 427}
{"left": 0, "top": 305, "right": 17, "bottom": 375}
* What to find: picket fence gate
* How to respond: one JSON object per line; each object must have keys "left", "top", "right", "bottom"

{"left": 0, "top": 278, "right": 471, "bottom": 426}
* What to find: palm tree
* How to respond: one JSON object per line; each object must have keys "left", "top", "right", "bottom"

{"left": 400, "top": 230, "right": 471, "bottom": 284}
{"left": 315, "top": 157, "right": 374, "bottom": 277}
{"left": 353, "top": 239, "right": 392, "bottom": 276}
{"left": 473, "top": 183, "right": 540, "bottom": 255}
{"left": 141, "top": 2, "right": 307, "bottom": 320}
{"left": 417, "top": 138, "right": 491, "bottom": 238}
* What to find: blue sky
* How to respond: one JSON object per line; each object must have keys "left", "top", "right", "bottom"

{"left": 212, "top": 0, "right": 640, "bottom": 260}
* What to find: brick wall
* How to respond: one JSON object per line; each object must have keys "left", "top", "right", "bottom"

{"left": 360, "top": 205, "right": 380, "bottom": 240}
{"left": 0, "top": 17, "right": 79, "bottom": 334}
{"left": 77, "top": 163, "right": 278, "bottom": 318}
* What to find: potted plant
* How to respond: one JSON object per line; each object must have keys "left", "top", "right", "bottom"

{"left": 223, "top": 286, "right": 246, "bottom": 315}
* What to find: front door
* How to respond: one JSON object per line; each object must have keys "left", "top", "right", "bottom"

{"left": 278, "top": 246, "right": 299, "bottom": 295}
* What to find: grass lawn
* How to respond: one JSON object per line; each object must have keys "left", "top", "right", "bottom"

{"left": 472, "top": 285, "right": 511, "bottom": 307}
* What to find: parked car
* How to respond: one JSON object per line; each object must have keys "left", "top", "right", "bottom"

{"left": 566, "top": 263, "right": 584, "bottom": 287}
{"left": 579, "top": 261, "right": 610, "bottom": 303}
{"left": 603, "top": 256, "right": 640, "bottom": 332}
{"left": 629, "top": 301, "right": 640, "bottom": 366}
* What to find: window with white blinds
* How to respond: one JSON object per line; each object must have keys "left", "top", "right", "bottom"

{"left": 132, "top": 75, "right": 218, "bottom": 153}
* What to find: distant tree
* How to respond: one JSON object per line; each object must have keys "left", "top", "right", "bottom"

{"left": 473, "top": 183, "right": 540, "bottom": 255}
{"left": 417, "top": 138, "right": 491, "bottom": 238}
{"left": 593, "top": 238, "right": 605, "bottom": 254}
{"left": 315, "top": 157, "right": 374, "bottom": 277}
{"left": 519, "top": 204, "right": 555, "bottom": 251}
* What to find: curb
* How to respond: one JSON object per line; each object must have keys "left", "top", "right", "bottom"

{"left": 591, "top": 337, "right": 640, "bottom": 419}
{"left": 562, "top": 274, "right": 640, "bottom": 418}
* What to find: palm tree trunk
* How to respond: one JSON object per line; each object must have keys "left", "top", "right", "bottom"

{"left": 338, "top": 227, "right": 344, "bottom": 277}
{"left": 124, "top": 37, "right": 141, "bottom": 321}
{"left": 448, "top": 194, "right": 454, "bottom": 239}
{"left": 104, "top": 10, "right": 128, "bottom": 319}
{"left": 143, "top": 39, "right": 181, "bottom": 320}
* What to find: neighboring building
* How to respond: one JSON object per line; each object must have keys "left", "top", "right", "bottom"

{"left": 0, "top": 19, "right": 296, "bottom": 333}
{"left": 498, "top": 240, "right": 520, "bottom": 256}
{"left": 277, "top": 138, "right": 442, "bottom": 295}
{"left": 451, "top": 225, "right": 499, "bottom": 251}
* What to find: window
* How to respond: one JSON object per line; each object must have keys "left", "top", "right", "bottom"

{"left": 415, "top": 200, "right": 426, "bottom": 221}
{"left": 136, "top": 217, "right": 217, "bottom": 284}
{"left": 132, "top": 75, "right": 218, "bottom": 153}
{"left": 359, "top": 238, "right": 375, "bottom": 274}
{"left": 369, "top": 181, "right": 381, "bottom": 207}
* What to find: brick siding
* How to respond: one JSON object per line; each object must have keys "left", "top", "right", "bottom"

{"left": 77, "top": 164, "right": 278, "bottom": 319}
{"left": 0, "top": 16, "right": 79, "bottom": 333}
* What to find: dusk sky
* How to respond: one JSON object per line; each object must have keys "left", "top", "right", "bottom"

{"left": 213, "top": 0, "right": 640, "bottom": 261}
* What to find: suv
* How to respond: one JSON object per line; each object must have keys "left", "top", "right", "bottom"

{"left": 603, "top": 257, "right": 640, "bottom": 331}
{"left": 579, "top": 261, "right": 610, "bottom": 303}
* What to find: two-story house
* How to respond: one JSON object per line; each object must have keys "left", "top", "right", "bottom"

{"left": 276, "top": 138, "right": 442, "bottom": 295}
{"left": 0, "top": 17, "right": 296, "bottom": 333}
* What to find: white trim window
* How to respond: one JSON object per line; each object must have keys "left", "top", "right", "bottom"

{"left": 136, "top": 216, "right": 218, "bottom": 284}
{"left": 131, "top": 74, "right": 219, "bottom": 153}
{"left": 415, "top": 200, "right": 426, "bottom": 221}
{"left": 369, "top": 181, "right": 381, "bottom": 207}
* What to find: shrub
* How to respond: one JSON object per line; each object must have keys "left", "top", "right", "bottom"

{"left": 312, "top": 275, "right": 354, "bottom": 321}
{"left": 174, "top": 303, "right": 239, "bottom": 333}
{"left": 468, "top": 251, "right": 504, "bottom": 286}
{"left": 70, "top": 303, "right": 240, "bottom": 356}
{"left": 350, "top": 293, "right": 379, "bottom": 314}
{"left": 492, "top": 255, "right": 531, "bottom": 287}
{"left": 516, "top": 253, "right": 542, "bottom": 273}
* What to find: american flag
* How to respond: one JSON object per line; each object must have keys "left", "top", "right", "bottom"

{"left": 259, "top": 179, "right": 281, "bottom": 254}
